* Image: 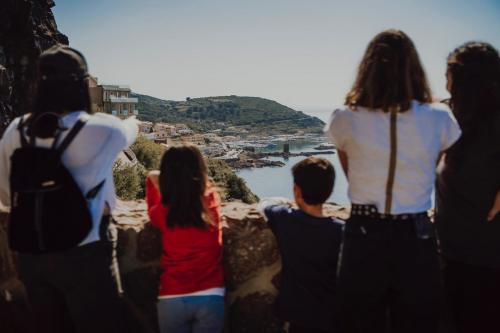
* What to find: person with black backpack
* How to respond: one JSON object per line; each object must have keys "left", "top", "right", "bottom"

{"left": 0, "top": 45, "right": 139, "bottom": 333}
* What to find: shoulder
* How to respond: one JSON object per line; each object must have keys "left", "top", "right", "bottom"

{"left": 415, "top": 101, "right": 454, "bottom": 120}
{"left": 1, "top": 115, "right": 25, "bottom": 143}
{"left": 325, "top": 106, "right": 355, "bottom": 141}
{"left": 329, "top": 106, "right": 354, "bottom": 121}
{"left": 264, "top": 204, "right": 292, "bottom": 220}
{"left": 8, "top": 116, "right": 24, "bottom": 129}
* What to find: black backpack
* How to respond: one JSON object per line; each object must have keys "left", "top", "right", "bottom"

{"left": 8, "top": 114, "right": 104, "bottom": 253}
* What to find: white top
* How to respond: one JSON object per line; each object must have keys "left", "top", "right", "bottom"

{"left": 0, "top": 111, "right": 139, "bottom": 245}
{"left": 325, "top": 101, "right": 461, "bottom": 214}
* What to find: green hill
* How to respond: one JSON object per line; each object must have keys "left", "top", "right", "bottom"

{"left": 133, "top": 94, "right": 324, "bottom": 136}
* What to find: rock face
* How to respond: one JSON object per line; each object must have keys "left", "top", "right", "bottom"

{"left": 0, "top": 2, "right": 68, "bottom": 330}
{"left": 222, "top": 202, "right": 283, "bottom": 333}
{"left": 0, "top": 0, "right": 68, "bottom": 132}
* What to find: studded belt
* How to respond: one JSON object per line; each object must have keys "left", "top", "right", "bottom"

{"left": 350, "top": 204, "right": 428, "bottom": 221}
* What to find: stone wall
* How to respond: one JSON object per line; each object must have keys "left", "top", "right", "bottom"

{"left": 0, "top": 0, "right": 68, "bottom": 132}
{"left": 0, "top": 200, "right": 348, "bottom": 333}
{"left": 111, "top": 200, "right": 348, "bottom": 333}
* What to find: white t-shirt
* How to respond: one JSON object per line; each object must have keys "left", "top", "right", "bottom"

{"left": 325, "top": 101, "right": 461, "bottom": 215}
{"left": 0, "top": 111, "right": 138, "bottom": 245}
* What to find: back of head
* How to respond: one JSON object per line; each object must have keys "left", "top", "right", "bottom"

{"left": 292, "top": 157, "right": 335, "bottom": 205}
{"left": 346, "top": 29, "right": 432, "bottom": 112}
{"left": 445, "top": 42, "right": 500, "bottom": 169}
{"left": 30, "top": 45, "right": 92, "bottom": 138}
{"left": 447, "top": 41, "right": 500, "bottom": 135}
{"left": 159, "top": 145, "right": 210, "bottom": 228}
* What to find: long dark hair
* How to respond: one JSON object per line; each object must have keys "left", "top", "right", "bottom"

{"left": 346, "top": 29, "right": 432, "bottom": 112}
{"left": 159, "top": 145, "right": 211, "bottom": 229}
{"left": 445, "top": 42, "right": 500, "bottom": 167}
{"left": 29, "top": 47, "right": 92, "bottom": 138}
{"left": 447, "top": 41, "right": 500, "bottom": 135}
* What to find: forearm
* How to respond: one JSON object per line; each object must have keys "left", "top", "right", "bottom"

{"left": 121, "top": 116, "right": 139, "bottom": 147}
{"left": 338, "top": 149, "right": 349, "bottom": 178}
{"left": 145, "top": 174, "right": 162, "bottom": 210}
{"left": 487, "top": 190, "right": 500, "bottom": 222}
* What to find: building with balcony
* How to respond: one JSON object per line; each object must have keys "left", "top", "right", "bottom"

{"left": 88, "top": 77, "right": 139, "bottom": 118}
{"left": 102, "top": 85, "right": 138, "bottom": 118}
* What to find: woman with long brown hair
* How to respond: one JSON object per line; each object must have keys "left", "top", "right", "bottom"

{"left": 146, "top": 145, "right": 224, "bottom": 333}
{"left": 326, "top": 29, "right": 461, "bottom": 333}
{"left": 435, "top": 42, "right": 500, "bottom": 333}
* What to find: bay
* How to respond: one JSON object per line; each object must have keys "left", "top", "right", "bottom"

{"left": 236, "top": 140, "right": 349, "bottom": 205}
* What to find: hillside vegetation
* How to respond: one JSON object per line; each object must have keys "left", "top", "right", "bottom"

{"left": 114, "top": 138, "right": 257, "bottom": 204}
{"left": 134, "top": 94, "right": 324, "bottom": 136}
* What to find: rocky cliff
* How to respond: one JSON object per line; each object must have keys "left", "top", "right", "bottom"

{"left": 0, "top": 0, "right": 68, "bottom": 132}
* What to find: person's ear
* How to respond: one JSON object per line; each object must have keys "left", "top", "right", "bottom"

{"left": 293, "top": 184, "right": 302, "bottom": 201}
{"left": 446, "top": 69, "right": 453, "bottom": 93}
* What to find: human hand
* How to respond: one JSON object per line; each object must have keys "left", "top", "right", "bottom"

{"left": 487, "top": 190, "right": 500, "bottom": 222}
{"left": 147, "top": 170, "right": 160, "bottom": 190}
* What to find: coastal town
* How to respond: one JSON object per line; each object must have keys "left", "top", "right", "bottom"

{"left": 87, "top": 78, "right": 334, "bottom": 169}
{"left": 136, "top": 119, "right": 334, "bottom": 168}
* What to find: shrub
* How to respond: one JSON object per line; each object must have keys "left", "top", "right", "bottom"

{"left": 207, "top": 159, "right": 258, "bottom": 204}
{"left": 113, "top": 160, "right": 144, "bottom": 200}
{"left": 131, "top": 136, "right": 165, "bottom": 170}
{"left": 225, "top": 173, "right": 259, "bottom": 203}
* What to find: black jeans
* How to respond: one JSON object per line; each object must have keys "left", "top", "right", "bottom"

{"left": 444, "top": 259, "right": 500, "bottom": 333}
{"left": 18, "top": 240, "right": 139, "bottom": 333}
{"left": 338, "top": 215, "right": 442, "bottom": 333}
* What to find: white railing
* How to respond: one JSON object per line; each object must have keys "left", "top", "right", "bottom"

{"left": 109, "top": 97, "right": 138, "bottom": 103}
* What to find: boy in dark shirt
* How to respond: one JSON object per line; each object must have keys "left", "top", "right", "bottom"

{"left": 259, "top": 157, "right": 344, "bottom": 333}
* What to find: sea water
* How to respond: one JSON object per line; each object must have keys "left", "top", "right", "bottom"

{"left": 236, "top": 140, "right": 349, "bottom": 205}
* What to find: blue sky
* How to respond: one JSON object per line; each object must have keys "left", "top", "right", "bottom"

{"left": 53, "top": 0, "right": 500, "bottom": 113}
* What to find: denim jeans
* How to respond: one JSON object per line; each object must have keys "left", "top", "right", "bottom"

{"left": 157, "top": 295, "right": 224, "bottom": 333}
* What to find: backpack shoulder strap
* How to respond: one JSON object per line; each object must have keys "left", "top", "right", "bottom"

{"left": 56, "top": 117, "right": 88, "bottom": 155}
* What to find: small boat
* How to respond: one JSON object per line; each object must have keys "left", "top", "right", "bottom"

{"left": 314, "top": 143, "right": 336, "bottom": 150}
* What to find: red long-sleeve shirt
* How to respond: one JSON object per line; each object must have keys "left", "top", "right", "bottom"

{"left": 146, "top": 178, "right": 224, "bottom": 296}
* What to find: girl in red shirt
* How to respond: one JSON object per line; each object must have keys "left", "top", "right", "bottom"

{"left": 146, "top": 145, "right": 224, "bottom": 333}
